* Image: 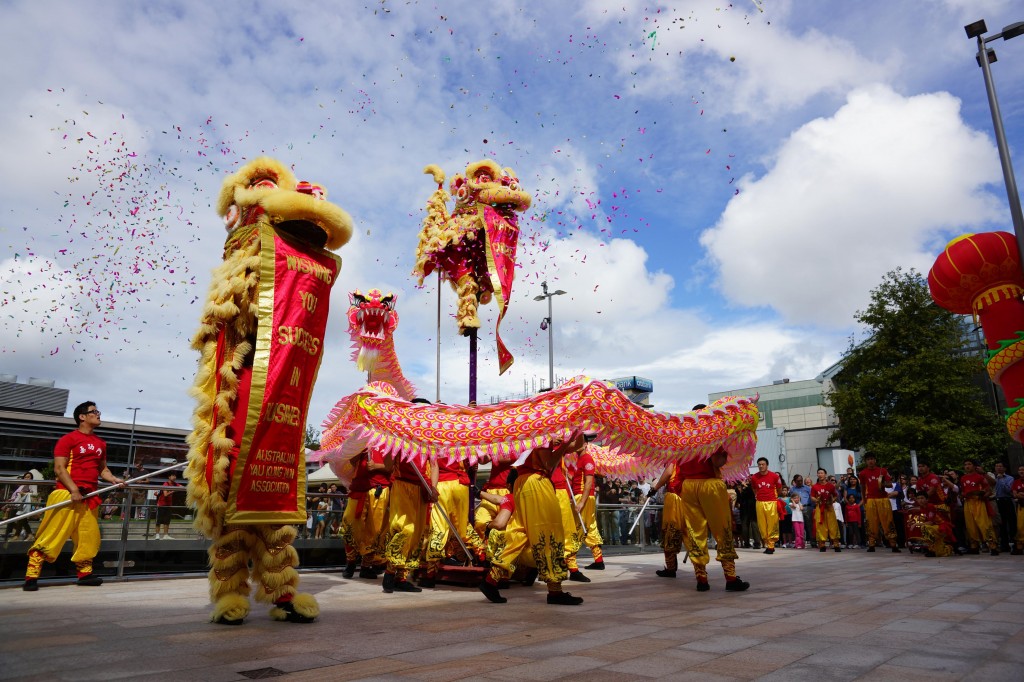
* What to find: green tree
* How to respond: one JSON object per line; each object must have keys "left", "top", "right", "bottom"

{"left": 826, "top": 268, "right": 1009, "bottom": 472}
{"left": 304, "top": 424, "right": 321, "bottom": 451}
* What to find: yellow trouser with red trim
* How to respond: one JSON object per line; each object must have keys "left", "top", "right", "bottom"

{"left": 661, "top": 492, "right": 688, "bottom": 560}
{"left": 26, "top": 489, "right": 101, "bottom": 579}
{"left": 340, "top": 487, "right": 390, "bottom": 567}
{"left": 864, "top": 498, "right": 897, "bottom": 548}
{"left": 488, "top": 472, "right": 567, "bottom": 585}
{"left": 1017, "top": 503, "right": 1024, "bottom": 547}
{"left": 474, "top": 487, "right": 509, "bottom": 539}
{"left": 384, "top": 479, "right": 427, "bottom": 575}
{"left": 681, "top": 479, "right": 738, "bottom": 581}
{"left": 963, "top": 497, "right": 997, "bottom": 550}
{"left": 756, "top": 500, "right": 779, "bottom": 549}
{"left": 574, "top": 493, "right": 603, "bottom": 550}
{"left": 556, "top": 488, "right": 584, "bottom": 570}
{"left": 425, "top": 480, "right": 484, "bottom": 570}
{"left": 815, "top": 505, "right": 841, "bottom": 547}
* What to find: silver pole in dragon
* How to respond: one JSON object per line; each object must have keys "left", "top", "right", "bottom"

{"left": 435, "top": 272, "right": 442, "bottom": 404}
{"left": 0, "top": 461, "right": 188, "bottom": 527}
{"left": 407, "top": 456, "right": 474, "bottom": 564}
{"left": 562, "top": 461, "right": 587, "bottom": 531}
{"left": 628, "top": 495, "right": 653, "bottom": 535}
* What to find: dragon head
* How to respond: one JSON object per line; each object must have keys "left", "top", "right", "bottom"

{"left": 216, "top": 156, "right": 353, "bottom": 252}
{"left": 348, "top": 288, "right": 398, "bottom": 355}
{"left": 449, "top": 159, "right": 531, "bottom": 213}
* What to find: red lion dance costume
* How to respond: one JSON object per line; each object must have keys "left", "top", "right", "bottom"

{"left": 185, "top": 157, "right": 353, "bottom": 624}
{"left": 929, "top": 232, "right": 1024, "bottom": 442}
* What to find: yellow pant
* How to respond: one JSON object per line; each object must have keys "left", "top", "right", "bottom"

{"left": 815, "top": 505, "right": 840, "bottom": 546}
{"left": 426, "top": 480, "right": 484, "bottom": 567}
{"left": 488, "top": 472, "right": 567, "bottom": 584}
{"left": 26, "top": 489, "right": 102, "bottom": 579}
{"left": 661, "top": 492, "right": 687, "bottom": 555}
{"left": 756, "top": 500, "right": 779, "bottom": 549}
{"left": 681, "top": 479, "right": 738, "bottom": 573}
{"left": 864, "top": 498, "right": 897, "bottom": 548}
{"left": 918, "top": 522, "right": 954, "bottom": 557}
{"left": 574, "top": 494, "right": 603, "bottom": 550}
{"left": 556, "top": 488, "right": 584, "bottom": 570}
{"left": 1017, "top": 504, "right": 1024, "bottom": 547}
{"left": 340, "top": 488, "right": 390, "bottom": 566}
{"left": 963, "top": 498, "right": 997, "bottom": 550}
{"left": 384, "top": 479, "right": 427, "bottom": 573}
{"left": 473, "top": 486, "right": 509, "bottom": 538}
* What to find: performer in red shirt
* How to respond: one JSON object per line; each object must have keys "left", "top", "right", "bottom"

{"left": 1012, "top": 465, "right": 1024, "bottom": 555}
{"left": 382, "top": 447, "right": 435, "bottom": 593}
{"left": 909, "top": 491, "right": 956, "bottom": 557}
{"left": 341, "top": 447, "right": 393, "bottom": 579}
{"left": 155, "top": 472, "right": 183, "bottom": 540}
{"left": 916, "top": 462, "right": 948, "bottom": 507}
{"left": 24, "top": 402, "right": 124, "bottom": 591}
{"left": 421, "top": 455, "right": 486, "bottom": 587}
{"left": 473, "top": 455, "right": 514, "bottom": 540}
{"left": 649, "top": 461, "right": 689, "bottom": 577}
{"left": 859, "top": 453, "right": 900, "bottom": 553}
{"left": 960, "top": 459, "right": 998, "bottom": 555}
{"left": 811, "top": 468, "right": 842, "bottom": 552}
{"left": 749, "top": 457, "right": 783, "bottom": 553}
{"left": 551, "top": 441, "right": 587, "bottom": 582}
{"left": 572, "top": 434, "right": 605, "bottom": 571}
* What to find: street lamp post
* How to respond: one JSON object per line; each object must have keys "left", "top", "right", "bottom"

{"left": 126, "top": 407, "right": 140, "bottom": 473}
{"left": 533, "top": 281, "right": 566, "bottom": 390}
{"left": 965, "top": 18, "right": 1024, "bottom": 261}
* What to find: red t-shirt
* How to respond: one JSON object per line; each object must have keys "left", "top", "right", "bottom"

{"left": 498, "top": 493, "right": 515, "bottom": 514}
{"left": 859, "top": 466, "right": 891, "bottom": 500}
{"left": 349, "top": 449, "right": 391, "bottom": 493}
{"left": 393, "top": 457, "right": 430, "bottom": 484}
{"left": 750, "top": 470, "right": 783, "bottom": 501}
{"left": 436, "top": 457, "right": 470, "bottom": 485}
{"left": 665, "top": 463, "right": 683, "bottom": 495}
{"left": 549, "top": 461, "right": 572, "bottom": 492}
{"left": 53, "top": 431, "right": 107, "bottom": 493}
{"left": 1012, "top": 478, "right": 1024, "bottom": 501}
{"left": 811, "top": 482, "right": 839, "bottom": 506}
{"left": 157, "top": 481, "right": 181, "bottom": 507}
{"left": 570, "top": 451, "right": 597, "bottom": 496}
{"left": 844, "top": 501, "right": 862, "bottom": 523}
{"left": 484, "top": 458, "right": 514, "bottom": 490}
{"left": 917, "top": 472, "right": 946, "bottom": 505}
{"left": 676, "top": 457, "right": 717, "bottom": 481}
{"left": 959, "top": 472, "right": 989, "bottom": 499}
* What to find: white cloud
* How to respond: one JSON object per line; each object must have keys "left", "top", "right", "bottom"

{"left": 701, "top": 84, "right": 1005, "bottom": 327}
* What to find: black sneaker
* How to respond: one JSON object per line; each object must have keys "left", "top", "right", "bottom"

{"left": 891, "top": 547, "right": 902, "bottom": 553}
{"left": 585, "top": 561, "right": 605, "bottom": 570}
{"left": 418, "top": 576, "right": 436, "bottom": 589}
{"left": 521, "top": 568, "right": 538, "bottom": 587}
{"left": 990, "top": 549, "right": 1000, "bottom": 557}
{"left": 358, "top": 566, "right": 378, "bottom": 579}
{"left": 22, "top": 578, "right": 38, "bottom": 592}
{"left": 834, "top": 547, "right": 842, "bottom": 553}
{"left": 655, "top": 569, "right": 677, "bottom": 578}
{"left": 923, "top": 550, "right": 936, "bottom": 557}
{"left": 763, "top": 548, "right": 774, "bottom": 555}
{"left": 394, "top": 580, "right": 422, "bottom": 593}
{"left": 382, "top": 572, "right": 396, "bottom": 593}
{"left": 77, "top": 574, "right": 103, "bottom": 586}
{"left": 479, "top": 581, "right": 507, "bottom": 603}
{"left": 275, "top": 600, "right": 316, "bottom": 623}
{"left": 568, "top": 570, "right": 591, "bottom": 583}
{"left": 819, "top": 547, "right": 827, "bottom": 553}
{"left": 1011, "top": 548, "right": 1023, "bottom": 555}
{"left": 966, "top": 548, "right": 980, "bottom": 555}
{"left": 725, "top": 577, "right": 750, "bottom": 592}
{"left": 547, "top": 591, "right": 583, "bottom": 605}
{"left": 867, "top": 546, "right": 876, "bottom": 553}
{"left": 343, "top": 563, "right": 357, "bottom": 579}
{"left": 696, "top": 581, "right": 710, "bottom": 592}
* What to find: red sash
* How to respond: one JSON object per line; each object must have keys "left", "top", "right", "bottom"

{"left": 225, "top": 225, "right": 340, "bottom": 524}
{"left": 483, "top": 206, "right": 519, "bottom": 374}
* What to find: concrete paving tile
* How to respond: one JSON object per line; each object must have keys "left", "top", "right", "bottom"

{"left": 390, "top": 641, "right": 511, "bottom": 665}
{"left": 572, "top": 635, "right": 680, "bottom": 663}
{"left": 800, "top": 643, "right": 902, "bottom": 670}
{"left": 854, "top": 663, "right": 962, "bottom": 681}
{"left": 678, "top": 634, "right": 765, "bottom": 654}
{"left": 604, "top": 655, "right": 711, "bottom": 678}
{"left": 809, "top": 620, "right": 880, "bottom": 637}
{"left": 659, "top": 671, "right": 743, "bottom": 682}
{"left": 756, "top": 663, "right": 861, "bottom": 682}
{"left": 274, "top": 657, "right": 416, "bottom": 681}
{"left": 687, "top": 647, "right": 807, "bottom": 680}
{"left": 884, "top": 651, "right": 976, "bottom": 674}
{"left": 880, "top": 617, "right": 953, "bottom": 634}
{"left": 483, "top": 655, "right": 606, "bottom": 681}
{"left": 962, "top": 661, "right": 1024, "bottom": 681}
{"left": 389, "top": 653, "right": 532, "bottom": 682}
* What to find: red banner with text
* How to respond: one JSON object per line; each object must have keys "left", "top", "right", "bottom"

{"left": 483, "top": 206, "right": 519, "bottom": 375}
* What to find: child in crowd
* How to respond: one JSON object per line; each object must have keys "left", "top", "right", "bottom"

{"left": 844, "top": 494, "right": 863, "bottom": 548}
{"left": 788, "top": 493, "right": 805, "bottom": 549}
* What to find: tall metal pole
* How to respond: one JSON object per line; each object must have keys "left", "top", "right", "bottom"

{"left": 547, "top": 286, "right": 555, "bottom": 390}
{"left": 126, "top": 407, "right": 140, "bottom": 473}
{"left": 436, "top": 272, "right": 442, "bottom": 403}
{"left": 971, "top": 23, "right": 1024, "bottom": 263}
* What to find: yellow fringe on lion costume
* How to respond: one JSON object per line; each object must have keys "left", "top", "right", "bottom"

{"left": 185, "top": 157, "right": 352, "bottom": 624}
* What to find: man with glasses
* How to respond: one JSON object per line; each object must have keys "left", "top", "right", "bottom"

{"left": 24, "top": 402, "right": 124, "bottom": 591}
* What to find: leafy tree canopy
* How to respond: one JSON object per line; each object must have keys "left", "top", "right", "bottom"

{"left": 304, "top": 424, "right": 321, "bottom": 451}
{"left": 826, "top": 268, "right": 1009, "bottom": 473}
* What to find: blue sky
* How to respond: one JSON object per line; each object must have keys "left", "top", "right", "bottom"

{"left": 1, "top": 1, "right": 1023, "bottom": 430}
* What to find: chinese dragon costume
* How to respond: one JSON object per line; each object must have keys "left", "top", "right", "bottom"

{"left": 185, "top": 157, "right": 353, "bottom": 625}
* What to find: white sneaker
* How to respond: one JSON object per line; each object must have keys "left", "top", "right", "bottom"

{"left": 154, "top": 534, "right": 163, "bottom": 540}
{"left": 164, "top": 535, "right": 175, "bottom": 540}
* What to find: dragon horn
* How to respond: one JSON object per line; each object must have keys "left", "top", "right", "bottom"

{"left": 423, "top": 164, "right": 446, "bottom": 188}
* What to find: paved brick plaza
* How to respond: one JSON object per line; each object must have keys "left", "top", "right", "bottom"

{"left": 2, "top": 549, "right": 1022, "bottom": 681}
